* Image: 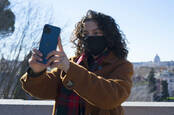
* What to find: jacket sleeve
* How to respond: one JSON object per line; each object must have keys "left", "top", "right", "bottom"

{"left": 60, "top": 61, "right": 133, "bottom": 110}
{"left": 20, "top": 68, "right": 61, "bottom": 100}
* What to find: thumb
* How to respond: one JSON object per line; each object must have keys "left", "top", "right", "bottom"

{"left": 58, "top": 36, "right": 64, "bottom": 52}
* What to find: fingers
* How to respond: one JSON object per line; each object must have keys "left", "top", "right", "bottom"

{"left": 32, "top": 48, "right": 42, "bottom": 57}
{"left": 58, "top": 37, "right": 64, "bottom": 52}
{"left": 32, "top": 54, "right": 43, "bottom": 61}
{"left": 46, "top": 50, "right": 64, "bottom": 60}
{"left": 46, "top": 55, "right": 64, "bottom": 66}
{"left": 30, "top": 49, "right": 43, "bottom": 61}
{"left": 49, "top": 62, "right": 63, "bottom": 69}
{"left": 28, "top": 56, "right": 46, "bottom": 69}
{"left": 29, "top": 49, "right": 43, "bottom": 65}
{"left": 45, "top": 36, "right": 65, "bottom": 62}
{"left": 29, "top": 59, "right": 45, "bottom": 67}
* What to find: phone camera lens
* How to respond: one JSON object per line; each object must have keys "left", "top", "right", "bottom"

{"left": 44, "top": 26, "right": 51, "bottom": 34}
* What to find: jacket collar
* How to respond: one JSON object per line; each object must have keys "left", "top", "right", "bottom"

{"left": 101, "top": 51, "right": 119, "bottom": 64}
{"left": 78, "top": 51, "right": 120, "bottom": 68}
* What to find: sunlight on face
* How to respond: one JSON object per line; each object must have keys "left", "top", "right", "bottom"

{"left": 83, "top": 21, "right": 103, "bottom": 37}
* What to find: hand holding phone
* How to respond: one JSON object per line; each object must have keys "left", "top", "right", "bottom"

{"left": 28, "top": 24, "right": 61, "bottom": 73}
{"left": 28, "top": 49, "right": 46, "bottom": 73}
{"left": 45, "top": 37, "right": 70, "bottom": 73}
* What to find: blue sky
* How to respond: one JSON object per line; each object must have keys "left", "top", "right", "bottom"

{"left": 9, "top": 0, "right": 174, "bottom": 62}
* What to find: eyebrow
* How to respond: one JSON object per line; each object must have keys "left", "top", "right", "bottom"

{"left": 84, "top": 28, "right": 101, "bottom": 32}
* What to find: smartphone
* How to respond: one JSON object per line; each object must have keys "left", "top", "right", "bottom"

{"left": 38, "top": 24, "right": 61, "bottom": 64}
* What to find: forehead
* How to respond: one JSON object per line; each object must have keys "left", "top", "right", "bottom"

{"left": 83, "top": 21, "right": 99, "bottom": 31}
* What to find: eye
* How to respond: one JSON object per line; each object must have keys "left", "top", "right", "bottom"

{"left": 83, "top": 33, "right": 88, "bottom": 37}
{"left": 94, "top": 31, "right": 103, "bottom": 36}
{"left": 83, "top": 30, "right": 88, "bottom": 36}
{"left": 94, "top": 32, "right": 99, "bottom": 35}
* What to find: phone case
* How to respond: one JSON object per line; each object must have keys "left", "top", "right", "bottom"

{"left": 39, "top": 24, "right": 61, "bottom": 64}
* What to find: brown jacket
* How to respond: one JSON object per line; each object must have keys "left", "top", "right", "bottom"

{"left": 20, "top": 52, "right": 133, "bottom": 115}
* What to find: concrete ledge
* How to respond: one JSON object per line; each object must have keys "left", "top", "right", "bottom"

{"left": 0, "top": 99, "right": 54, "bottom": 105}
{"left": 0, "top": 100, "right": 174, "bottom": 115}
{"left": 0, "top": 99, "right": 54, "bottom": 115}
{"left": 123, "top": 102, "right": 174, "bottom": 115}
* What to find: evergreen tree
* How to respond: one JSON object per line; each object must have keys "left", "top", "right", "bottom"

{"left": 148, "top": 68, "right": 156, "bottom": 92}
{"left": 161, "top": 80, "right": 169, "bottom": 101}
{"left": 0, "top": 0, "right": 15, "bottom": 37}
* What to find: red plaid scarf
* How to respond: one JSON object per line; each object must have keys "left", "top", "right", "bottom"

{"left": 55, "top": 50, "right": 110, "bottom": 115}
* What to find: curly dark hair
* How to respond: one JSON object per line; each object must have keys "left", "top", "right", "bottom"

{"left": 71, "top": 10, "right": 128, "bottom": 59}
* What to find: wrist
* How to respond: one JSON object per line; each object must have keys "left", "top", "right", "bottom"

{"left": 64, "top": 62, "right": 70, "bottom": 73}
{"left": 27, "top": 67, "right": 46, "bottom": 77}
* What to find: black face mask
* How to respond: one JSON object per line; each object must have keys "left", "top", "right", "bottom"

{"left": 83, "top": 36, "right": 107, "bottom": 56}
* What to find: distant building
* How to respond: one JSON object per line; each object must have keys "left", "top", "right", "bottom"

{"left": 154, "top": 54, "right": 161, "bottom": 64}
{"left": 155, "top": 71, "right": 174, "bottom": 97}
{"left": 133, "top": 54, "right": 174, "bottom": 67}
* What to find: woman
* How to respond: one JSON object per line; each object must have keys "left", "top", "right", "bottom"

{"left": 20, "top": 10, "right": 133, "bottom": 115}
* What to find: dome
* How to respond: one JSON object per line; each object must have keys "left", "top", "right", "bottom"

{"left": 154, "top": 54, "right": 160, "bottom": 64}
